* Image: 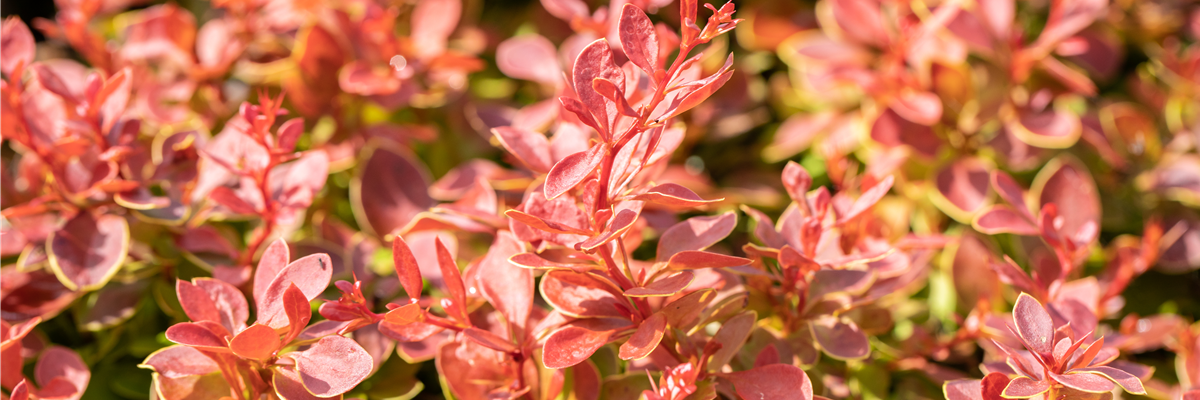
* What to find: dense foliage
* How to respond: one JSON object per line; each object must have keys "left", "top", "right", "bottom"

{"left": 1, "top": 0, "right": 1199, "bottom": 399}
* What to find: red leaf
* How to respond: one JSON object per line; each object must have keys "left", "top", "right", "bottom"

{"left": 138, "top": 345, "right": 220, "bottom": 379}
{"left": 1071, "top": 366, "right": 1146, "bottom": 395}
{"left": 576, "top": 208, "right": 640, "bottom": 252}
{"left": 720, "top": 364, "right": 813, "bottom": 400}
{"left": 934, "top": 158, "right": 992, "bottom": 217}
{"left": 660, "top": 289, "right": 717, "bottom": 329}
{"left": 619, "top": 3, "right": 659, "bottom": 78}
{"left": 476, "top": 231, "right": 533, "bottom": 332}
{"left": 837, "top": 175, "right": 894, "bottom": 224}
{"left": 782, "top": 161, "right": 814, "bottom": 207}
{"left": 257, "top": 254, "right": 333, "bottom": 329}
{"left": 631, "top": 183, "right": 721, "bottom": 208}
{"left": 493, "top": 126, "right": 553, "bottom": 173}
{"left": 592, "top": 78, "right": 638, "bottom": 117}
{"left": 544, "top": 144, "right": 606, "bottom": 200}
{"left": 352, "top": 144, "right": 434, "bottom": 236}
{"left": 253, "top": 239, "right": 290, "bottom": 306}
{"left": 434, "top": 237, "right": 469, "bottom": 322}
{"left": 497, "top": 34, "right": 562, "bottom": 84}
{"left": 542, "top": 319, "right": 633, "bottom": 369}
{"left": 560, "top": 97, "right": 604, "bottom": 136}
{"left": 1013, "top": 293, "right": 1054, "bottom": 355}
{"left": 811, "top": 316, "right": 870, "bottom": 360}
{"left": 165, "top": 323, "right": 229, "bottom": 352}
{"left": 463, "top": 327, "right": 518, "bottom": 353}
{"left": 541, "top": 270, "right": 629, "bottom": 319}
{"left": 708, "top": 311, "right": 757, "bottom": 370}
{"left": 229, "top": 324, "right": 280, "bottom": 361}
{"left": 378, "top": 320, "right": 444, "bottom": 342}
{"left": 625, "top": 271, "right": 694, "bottom": 297}
{"left": 1010, "top": 109, "right": 1082, "bottom": 149}
{"left": 871, "top": 108, "right": 942, "bottom": 158}
{"left": 210, "top": 186, "right": 257, "bottom": 215}
{"left": 392, "top": 237, "right": 425, "bottom": 301}
{"left": 618, "top": 312, "right": 666, "bottom": 360}
{"left": 1001, "top": 377, "right": 1051, "bottom": 398}
{"left": 383, "top": 303, "right": 423, "bottom": 325}
{"left": 47, "top": 213, "right": 130, "bottom": 291}
{"left": 1, "top": 18, "right": 35, "bottom": 76}
{"left": 994, "top": 170, "right": 1030, "bottom": 209}
{"left": 1034, "top": 157, "right": 1100, "bottom": 243}
{"left": 657, "top": 212, "right": 738, "bottom": 261}
{"left": 293, "top": 335, "right": 373, "bottom": 397}
{"left": 666, "top": 251, "right": 751, "bottom": 270}
{"left": 571, "top": 39, "right": 624, "bottom": 137}
{"left": 974, "top": 206, "right": 1039, "bottom": 236}
{"left": 281, "top": 284, "right": 311, "bottom": 344}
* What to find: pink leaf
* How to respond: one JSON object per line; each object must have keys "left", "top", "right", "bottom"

{"left": 1013, "top": 293, "right": 1054, "bottom": 355}
{"left": 830, "top": 0, "right": 889, "bottom": 47}
{"left": 497, "top": 34, "right": 562, "bottom": 84}
{"left": 1071, "top": 366, "right": 1146, "bottom": 395}
{"left": 977, "top": 0, "right": 1014, "bottom": 39}
{"left": 618, "top": 312, "right": 667, "bottom": 360}
{"left": 272, "top": 366, "right": 328, "bottom": 400}
{"left": 293, "top": 335, "right": 373, "bottom": 397}
{"left": 253, "top": 239, "right": 290, "bottom": 306}
{"left": 34, "top": 347, "right": 89, "bottom": 397}
{"left": 257, "top": 254, "right": 333, "bottom": 329}
{"left": 1049, "top": 371, "right": 1114, "bottom": 393}
{"left": 659, "top": 55, "right": 735, "bottom": 120}
{"left": 631, "top": 183, "right": 721, "bottom": 208}
{"left": 48, "top": 213, "right": 130, "bottom": 291}
{"left": 619, "top": 4, "right": 660, "bottom": 78}
{"left": 576, "top": 208, "right": 640, "bottom": 252}
{"left": 463, "top": 327, "right": 518, "bottom": 353}
{"left": 837, "top": 175, "right": 895, "bottom": 224}
{"left": 1, "top": 18, "right": 35, "bottom": 76}
{"left": 352, "top": 144, "right": 434, "bottom": 236}
{"left": 708, "top": 311, "right": 758, "bottom": 370}
{"left": 811, "top": 316, "right": 870, "bottom": 360}
{"left": 540, "top": 270, "right": 629, "bottom": 318}
{"left": 625, "top": 271, "right": 694, "bottom": 297}
{"left": 572, "top": 39, "right": 625, "bottom": 137}
{"left": 165, "top": 323, "right": 229, "bottom": 352}
{"left": 1011, "top": 109, "right": 1082, "bottom": 149}
{"left": 138, "top": 345, "right": 220, "bottom": 379}
{"left": 506, "top": 209, "right": 593, "bottom": 236}
{"left": 974, "top": 206, "right": 1039, "bottom": 236}
{"left": 493, "top": 126, "right": 553, "bottom": 173}
{"left": 657, "top": 212, "right": 738, "bottom": 261}
{"left": 720, "top": 364, "right": 813, "bottom": 400}
{"left": 1002, "top": 376, "right": 1051, "bottom": 398}
{"left": 666, "top": 251, "right": 751, "bottom": 270}
{"left": 476, "top": 231, "right": 533, "bottom": 331}
{"left": 544, "top": 144, "right": 606, "bottom": 200}
{"left": 542, "top": 319, "right": 633, "bottom": 369}
{"left": 891, "top": 90, "right": 943, "bottom": 126}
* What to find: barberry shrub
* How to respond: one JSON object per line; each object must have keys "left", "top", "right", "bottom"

{"left": 1, "top": 0, "right": 1198, "bottom": 399}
